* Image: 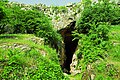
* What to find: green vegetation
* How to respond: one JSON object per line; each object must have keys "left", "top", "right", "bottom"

{"left": 0, "top": 0, "right": 120, "bottom": 80}
{"left": 0, "top": 1, "right": 6, "bottom": 21}
{"left": 0, "top": 34, "right": 68, "bottom": 80}
{"left": 109, "top": 25, "right": 120, "bottom": 60}
{"left": 0, "top": 7, "right": 5, "bottom": 21}
{"left": 72, "top": 0, "right": 120, "bottom": 79}
{"left": 0, "top": 1, "right": 65, "bottom": 80}
{"left": 51, "top": 6, "right": 68, "bottom": 14}
{"left": 70, "top": 25, "right": 120, "bottom": 80}
{"left": 0, "top": 0, "right": 62, "bottom": 49}
{"left": 0, "top": 48, "right": 66, "bottom": 79}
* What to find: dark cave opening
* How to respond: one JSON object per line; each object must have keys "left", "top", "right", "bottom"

{"left": 63, "top": 33, "right": 79, "bottom": 73}
{"left": 59, "top": 21, "right": 79, "bottom": 74}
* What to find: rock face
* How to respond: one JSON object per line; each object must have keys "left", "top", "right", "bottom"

{"left": 9, "top": 1, "right": 82, "bottom": 30}
{"left": 58, "top": 21, "right": 79, "bottom": 73}
{"left": 34, "top": 4, "right": 83, "bottom": 71}
{"left": 33, "top": 3, "right": 83, "bottom": 73}
{"left": 34, "top": 2, "right": 82, "bottom": 30}
{"left": 7, "top": 2, "right": 82, "bottom": 74}
{"left": 70, "top": 54, "right": 81, "bottom": 75}
{"left": 9, "top": 0, "right": 119, "bottom": 30}
{"left": 0, "top": 35, "right": 44, "bottom": 53}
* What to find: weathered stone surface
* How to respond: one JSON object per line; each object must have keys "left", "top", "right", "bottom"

{"left": 0, "top": 37, "right": 44, "bottom": 52}
{"left": 28, "top": 37, "right": 44, "bottom": 45}
{"left": 9, "top": 0, "right": 119, "bottom": 31}
{"left": 34, "top": 2, "right": 82, "bottom": 30}
{"left": 8, "top": 1, "right": 83, "bottom": 30}
{"left": 70, "top": 54, "right": 81, "bottom": 75}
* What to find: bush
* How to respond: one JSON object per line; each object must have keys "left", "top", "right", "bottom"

{"left": 0, "top": 8, "right": 5, "bottom": 21}
{"left": 75, "top": 23, "right": 110, "bottom": 65}
{"left": 0, "top": 1, "right": 6, "bottom": 21}
{"left": 0, "top": 2, "right": 62, "bottom": 49}
{"left": 74, "top": 0, "right": 114, "bottom": 79}
{"left": 93, "top": 62, "right": 118, "bottom": 80}
{"left": 76, "top": 0, "right": 120, "bottom": 34}
{"left": 0, "top": 48, "right": 67, "bottom": 80}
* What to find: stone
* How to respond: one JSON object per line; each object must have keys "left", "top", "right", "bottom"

{"left": 91, "top": 74, "right": 95, "bottom": 80}
{"left": 70, "top": 54, "right": 81, "bottom": 75}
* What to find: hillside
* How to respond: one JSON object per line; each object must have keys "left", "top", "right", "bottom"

{"left": 0, "top": 0, "right": 120, "bottom": 80}
{"left": 69, "top": 25, "right": 120, "bottom": 80}
{"left": 0, "top": 25, "right": 120, "bottom": 80}
{"left": 0, "top": 34, "right": 68, "bottom": 79}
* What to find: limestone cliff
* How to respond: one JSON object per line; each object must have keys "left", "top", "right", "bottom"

{"left": 34, "top": 2, "right": 82, "bottom": 30}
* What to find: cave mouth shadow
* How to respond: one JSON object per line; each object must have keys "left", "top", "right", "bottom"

{"left": 58, "top": 21, "right": 79, "bottom": 74}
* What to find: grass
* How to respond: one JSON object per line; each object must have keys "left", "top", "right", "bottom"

{"left": 0, "top": 24, "right": 120, "bottom": 80}
{"left": 109, "top": 25, "right": 120, "bottom": 43}
{"left": 0, "top": 34, "right": 67, "bottom": 80}
{"left": 0, "top": 34, "right": 60, "bottom": 64}
{"left": 108, "top": 25, "right": 120, "bottom": 61}
{"left": 0, "top": 34, "right": 44, "bottom": 49}
{"left": 107, "top": 25, "right": 120, "bottom": 78}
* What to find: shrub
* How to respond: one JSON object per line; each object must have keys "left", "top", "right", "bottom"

{"left": 0, "top": 1, "right": 6, "bottom": 21}
{"left": 76, "top": 0, "right": 120, "bottom": 34}
{"left": 75, "top": 23, "right": 110, "bottom": 65}
{"left": 93, "top": 62, "right": 118, "bottom": 80}
{"left": 0, "top": 8, "right": 5, "bottom": 21}
{"left": 0, "top": 2, "right": 62, "bottom": 49}
{"left": 74, "top": 0, "right": 114, "bottom": 79}
{"left": 0, "top": 48, "right": 67, "bottom": 80}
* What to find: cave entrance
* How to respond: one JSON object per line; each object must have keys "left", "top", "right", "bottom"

{"left": 58, "top": 21, "right": 79, "bottom": 74}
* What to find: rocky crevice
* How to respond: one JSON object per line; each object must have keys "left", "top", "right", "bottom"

{"left": 58, "top": 21, "right": 79, "bottom": 74}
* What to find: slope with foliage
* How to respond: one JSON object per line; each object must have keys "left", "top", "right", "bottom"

{"left": 0, "top": 34, "right": 68, "bottom": 80}
{"left": 0, "top": 1, "right": 66, "bottom": 80}
{"left": 0, "top": 0, "right": 120, "bottom": 80}
{"left": 0, "top": 0, "right": 62, "bottom": 50}
{"left": 71, "top": 0, "right": 120, "bottom": 79}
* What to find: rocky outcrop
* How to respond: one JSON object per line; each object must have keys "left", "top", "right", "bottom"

{"left": 9, "top": 0, "right": 119, "bottom": 31}
{"left": 34, "top": 2, "right": 82, "bottom": 30}
{"left": 70, "top": 54, "right": 81, "bottom": 75}
{"left": 0, "top": 35, "right": 44, "bottom": 53}
{"left": 8, "top": 1, "right": 82, "bottom": 30}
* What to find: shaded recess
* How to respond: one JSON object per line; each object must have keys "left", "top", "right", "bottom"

{"left": 58, "top": 21, "right": 79, "bottom": 73}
